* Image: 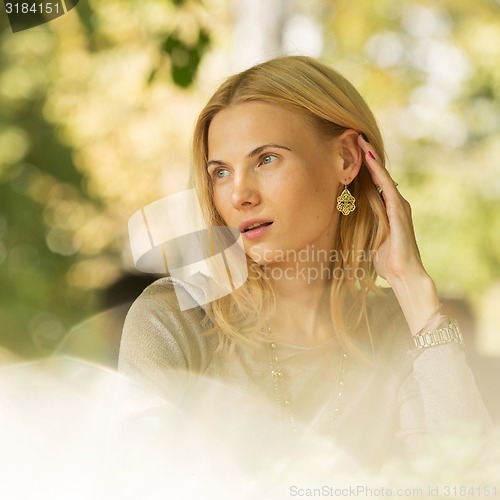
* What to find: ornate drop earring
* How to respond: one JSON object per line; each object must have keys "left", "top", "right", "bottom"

{"left": 336, "top": 184, "right": 356, "bottom": 215}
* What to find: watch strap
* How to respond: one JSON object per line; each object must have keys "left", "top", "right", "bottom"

{"left": 411, "top": 319, "right": 463, "bottom": 350}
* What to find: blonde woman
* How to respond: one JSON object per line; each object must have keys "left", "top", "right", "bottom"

{"left": 119, "top": 56, "right": 492, "bottom": 473}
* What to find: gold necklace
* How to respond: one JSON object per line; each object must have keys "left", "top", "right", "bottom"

{"left": 266, "top": 329, "right": 348, "bottom": 444}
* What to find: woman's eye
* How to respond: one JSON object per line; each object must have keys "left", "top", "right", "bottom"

{"left": 214, "top": 168, "right": 229, "bottom": 179}
{"left": 261, "top": 154, "right": 277, "bottom": 165}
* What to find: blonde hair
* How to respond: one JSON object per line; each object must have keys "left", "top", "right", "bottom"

{"left": 190, "top": 56, "right": 389, "bottom": 356}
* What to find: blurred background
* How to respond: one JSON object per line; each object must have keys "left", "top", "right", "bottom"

{"left": 1, "top": 0, "right": 499, "bottom": 362}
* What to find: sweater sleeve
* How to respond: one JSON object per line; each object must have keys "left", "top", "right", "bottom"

{"left": 397, "top": 340, "right": 494, "bottom": 459}
{"left": 117, "top": 277, "right": 218, "bottom": 419}
{"left": 368, "top": 290, "right": 493, "bottom": 460}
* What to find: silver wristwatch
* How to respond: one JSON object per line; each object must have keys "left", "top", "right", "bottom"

{"left": 411, "top": 319, "right": 464, "bottom": 350}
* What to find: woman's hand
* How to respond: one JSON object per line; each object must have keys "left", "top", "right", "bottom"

{"left": 357, "top": 134, "right": 442, "bottom": 335}
{"left": 357, "top": 134, "right": 425, "bottom": 283}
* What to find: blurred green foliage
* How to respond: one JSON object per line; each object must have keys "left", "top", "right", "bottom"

{"left": 0, "top": 0, "right": 211, "bottom": 357}
{"left": 0, "top": 0, "right": 499, "bottom": 358}
{"left": 161, "top": 29, "right": 210, "bottom": 87}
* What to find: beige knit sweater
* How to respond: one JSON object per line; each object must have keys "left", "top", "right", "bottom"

{"left": 118, "top": 277, "right": 492, "bottom": 472}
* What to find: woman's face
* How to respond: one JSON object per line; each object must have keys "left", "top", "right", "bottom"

{"left": 206, "top": 101, "right": 347, "bottom": 266}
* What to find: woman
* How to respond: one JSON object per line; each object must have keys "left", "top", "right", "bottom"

{"left": 119, "top": 56, "right": 492, "bottom": 474}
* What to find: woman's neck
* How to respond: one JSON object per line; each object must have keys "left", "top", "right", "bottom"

{"left": 269, "top": 275, "right": 334, "bottom": 347}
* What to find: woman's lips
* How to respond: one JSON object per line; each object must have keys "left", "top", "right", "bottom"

{"left": 242, "top": 222, "right": 273, "bottom": 240}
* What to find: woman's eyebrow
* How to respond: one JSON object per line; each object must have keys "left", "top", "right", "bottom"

{"left": 247, "top": 144, "right": 291, "bottom": 157}
{"left": 206, "top": 159, "right": 224, "bottom": 169}
{"left": 207, "top": 144, "right": 291, "bottom": 169}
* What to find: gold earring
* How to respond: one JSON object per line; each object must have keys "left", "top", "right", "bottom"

{"left": 336, "top": 185, "right": 356, "bottom": 215}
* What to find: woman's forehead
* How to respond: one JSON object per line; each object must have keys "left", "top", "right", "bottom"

{"left": 207, "top": 102, "right": 315, "bottom": 148}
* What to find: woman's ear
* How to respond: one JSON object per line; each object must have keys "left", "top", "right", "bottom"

{"left": 337, "top": 129, "right": 362, "bottom": 183}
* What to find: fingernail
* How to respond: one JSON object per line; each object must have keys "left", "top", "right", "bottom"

{"left": 368, "top": 151, "right": 375, "bottom": 159}
{"left": 361, "top": 133, "right": 369, "bottom": 143}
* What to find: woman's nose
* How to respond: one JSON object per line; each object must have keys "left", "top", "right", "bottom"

{"left": 231, "top": 171, "right": 260, "bottom": 209}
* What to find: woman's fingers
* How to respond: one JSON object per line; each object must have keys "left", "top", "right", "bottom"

{"left": 356, "top": 133, "right": 424, "bottom": 280}
{"left": 357, "top": 134, "right": 399, "bottom": 200}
